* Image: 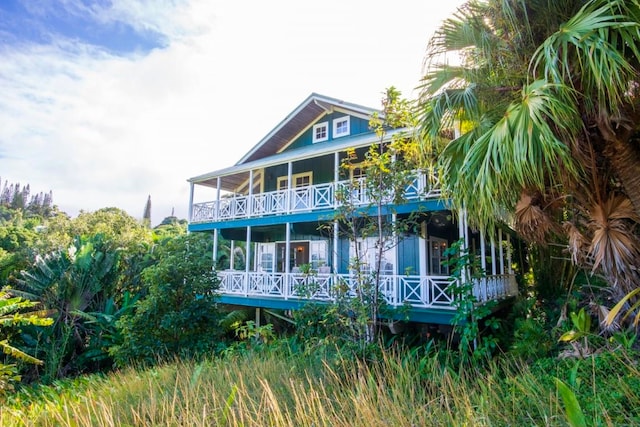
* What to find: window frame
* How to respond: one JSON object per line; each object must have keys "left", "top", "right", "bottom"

{"left": 277, "top": 171, "right": 313, "bottom": 190}
{"left": 312, "top": 122, "right": 329, "bottom": 143}
{"left": 333, "top": 116, "right": 350, "bottom": 138}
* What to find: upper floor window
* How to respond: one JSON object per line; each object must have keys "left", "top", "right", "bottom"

{"left": 313, "top": 122, "right": 328, "bottom": 143}
{"left": 277, "top": 172, "right": 313, "bottom": 190}
{"left": 333, "top": 116, "right": 350, "bottom": 138}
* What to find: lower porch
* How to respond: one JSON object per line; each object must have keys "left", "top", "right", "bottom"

{"left": 215, "top": 270, "right": 519, "bottom": 324}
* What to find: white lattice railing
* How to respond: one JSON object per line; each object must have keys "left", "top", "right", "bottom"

{"left": 217, "top": 271, "right": 517, "bottom": 309}
{"left": 191, "top": 172, "right": 441, "bottom": 223}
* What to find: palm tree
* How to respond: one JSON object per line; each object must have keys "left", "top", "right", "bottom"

{"left": 417, "top": 0, "right": 640, "bottom": 294}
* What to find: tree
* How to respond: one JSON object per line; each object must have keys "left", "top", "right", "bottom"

{"left": 111, "top": 232, "right": 223, "bottom": 367}
{"left": 312, "top": 87, "right": 421, "bottom": 349}
{"left": 142, "top": 195, "right": 152, "bottom": 228}
{"left": 417, "top": 0, "right": 640, "bottom": 296}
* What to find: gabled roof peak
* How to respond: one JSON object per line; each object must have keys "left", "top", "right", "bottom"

{"left": 236, "top": 93, "right": 381, "bottom": 165}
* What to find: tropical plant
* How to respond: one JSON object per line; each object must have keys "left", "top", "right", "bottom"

{"left": 111, "top": 232, "right": 223, "bottom": 367}
{"left": 9, "top": 234, "right": 121, "bottom": 381}
{"left": 417, "top": 0, "right": 640, "bottom": 299}
{"left": 0, "top": 291, "right": 52, "bottom": 395}
{"left": 443, "top": 239, "right": 499, "bottom": 361}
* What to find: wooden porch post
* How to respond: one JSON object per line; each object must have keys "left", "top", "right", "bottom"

{"left": 245, "top": 226, "right": 251, "bottom": 273}
{"left": 216, "top": 177, "right": 221, "bottom": 220}
{"left": 188, "top": 182, "right": 194, "bottom": 223}
{"left": 248, "top": 169, "right": 254, "bottom": 218}
{"left": 480, "top": 229, "right": 487, "bottom": 272}
{"left": 419, "top": 222, "right": 427, "bottom": 276}
{"left": 507, "top": 233, "right": 513, "bottom": 274}
{"left": 490, "top": 233, "right": 497, "bottom": 275}
{"left": 213, "top": 229, "right": 218, "bottom": 268}
{"left": 285, "top": 222, "right": 291, "bottom": 273}
{"left": 287, "top": 161, "right": 293, "bottom": 213}
{"left": 333, "top": 151, "right": 339, "bottom": 272}
{"left": 458, "top": 208, "right": 469, "bottom": 283}
{"left": 230, "top": 240, "right": 235, "bottom": 270}
{"left": 498, "top": 228, "right": 505, "bottom": 274}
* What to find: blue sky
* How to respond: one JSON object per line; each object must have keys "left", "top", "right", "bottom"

{"left": 0, "top": 0, "right": 166, "bottom": 54}
{"left": 0, "top": 0, "right": 465, "bottom": 226}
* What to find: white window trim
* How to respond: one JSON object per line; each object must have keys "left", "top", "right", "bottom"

{"left": 277, "top": 171, "right": 313, "bottom": 190}
{"left": 333, "top": 116, "right": 350, "bottom": 138}
{"left": 313, "top": 122, "right": 329, "bottom": 143}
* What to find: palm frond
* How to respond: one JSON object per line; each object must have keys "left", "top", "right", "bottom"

{"left": 587, "top": 195, "right": 640, "bottom": 290}
{"left": 532, "top": 0, "right": 640, "bottom": 117}
{"left": 0, "top": 340, "right": 44, "bottom": 365}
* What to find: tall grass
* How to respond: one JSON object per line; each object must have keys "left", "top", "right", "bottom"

{"left": 3, "top": 345, "right": 639, "bottom": 426}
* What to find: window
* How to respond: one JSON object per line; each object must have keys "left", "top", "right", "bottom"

{"left": 350, "top": 163, "right": 366, "bottom": 180}
{"left": 313, "top": 122, "right": 328, "bottom": 143}
{"left": 333, "top": 116, "right": 350, "bottom": 138}
{"left": 277, "top": 172, "right": 313, "bottom": 190}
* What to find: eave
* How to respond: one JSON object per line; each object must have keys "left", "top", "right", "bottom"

{"left": 187, "top": 127, "right": 408, "bottom": 191}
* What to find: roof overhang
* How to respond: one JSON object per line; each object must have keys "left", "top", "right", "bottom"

{"left": 188, "top": 127, "right": 408, "bottom": 191}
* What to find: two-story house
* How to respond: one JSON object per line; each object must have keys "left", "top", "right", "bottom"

{"left": 186, "top": 93, "right": 519, "bottom": 326}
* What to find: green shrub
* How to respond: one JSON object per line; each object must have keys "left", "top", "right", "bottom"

{"left": 111, "top": 233, "right": 224, "bottom": 367}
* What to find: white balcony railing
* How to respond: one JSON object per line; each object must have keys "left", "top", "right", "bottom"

{"left": 191, "top": 173, "right": 441, "bottom": 223}
{"left": 217, "top": 271, "right": 517, "bottom": 310}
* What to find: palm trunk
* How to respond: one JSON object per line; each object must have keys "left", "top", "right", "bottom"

{"left": 603, "top": 137, "right": 640, "bottom": 218}
{"left": 597, "top": 118, "right": 640, "bottom": 217}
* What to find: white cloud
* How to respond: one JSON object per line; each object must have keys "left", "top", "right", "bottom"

{"left": 0, "top": 0, "right": 465, "bottom": 226}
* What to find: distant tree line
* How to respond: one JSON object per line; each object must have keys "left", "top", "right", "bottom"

{"left": 0, "top": 179, "right": 54, "bottom": 217}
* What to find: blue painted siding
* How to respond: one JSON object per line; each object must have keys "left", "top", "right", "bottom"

{"left": 285, "top": 113, "right": 372, "bottom": 150}
{"left": 398, "top": 235, "right": 420, "bottom": 276}
{"left": 338, "top": 238, "right": 350, "bottom": 274}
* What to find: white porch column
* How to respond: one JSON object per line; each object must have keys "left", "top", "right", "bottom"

{"left": 248, "top": 169, "right": 254, "bottom": 218}
{"left": 419, "top": 222, "right": 427, "bottom": 276}
{"left": 334, "top": 151, "right": 340, "bottom": 208}
{"left": 230, "top": 240, "right": 235, "bottom": 270}
{"left": 507, "top": 233, "right": 513, "bottom": 274}
{"left": 245, "top": 226, "right": 251, "bottom": 274}
{"left": 458, "top": 208, "right": 469, "bottom": 283}
{"left": 287, "top": 161, "right": 293, "bottom": 213}
{"left": 498, "top": 228, "right": 505, "bottom": 274}
{"left": 333, "top": 220, "right": 339, "bottom": 273}
{"left": 285, "top": 222, "right": 291, "bottom": 273}
{"left": 480, "top": 229, "right": 487, "bottom": 273}
{"left": 188, "top": 182, "right": 194, "bottom": 223}
{"left": 333, "top": 151, "right": 340, "bottom": 271}
{"left": 213, "top": 229, "right": 218, "bottom": 268}
{"left": 490, "top": 233, "right": 497, "bottom": 275}
{"left": 215, "top": 177, "right": 221, "bottom": 220}
{"left": 392, "top": 213, "right": 398, "bottom": 276}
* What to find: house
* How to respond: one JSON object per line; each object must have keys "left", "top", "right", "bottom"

{"left": 186, "top": 93, "right": 519, "bottom": 326}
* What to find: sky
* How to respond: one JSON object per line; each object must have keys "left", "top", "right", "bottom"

{"left": 0, "top": 0, "right": 466, "bottom": 227}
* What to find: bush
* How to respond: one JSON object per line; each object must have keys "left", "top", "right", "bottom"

{"left": 111, "top": 233, "right": 224, "bottom": 367}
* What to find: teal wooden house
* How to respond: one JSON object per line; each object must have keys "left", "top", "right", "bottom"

{"left": 187, "top": 94, "right": 518, "bottom": 326}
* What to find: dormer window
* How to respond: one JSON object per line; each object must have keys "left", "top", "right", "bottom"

{"left": 313, "top": 122, "right": 328, "bottom": 143}
{"left": 333, "top": 116, "right": 350, "bottom": 138}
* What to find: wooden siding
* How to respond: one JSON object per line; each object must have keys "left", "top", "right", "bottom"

{"left": 284, "top": 113, "right": 372, "bottom": 151}
{"left": 398, "top": 235, "right": 420, "bottom": 276}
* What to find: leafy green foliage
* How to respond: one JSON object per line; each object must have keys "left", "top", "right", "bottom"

{"left": 418, "top": 0, "right": 640, "bottom": 299}
{"left": 0, "top": 291, "right": 52, "bottom": 396}
{"left": 10, "top": 234, "right": 121, "bottom": 381}
{"left": 111, "top": 233, "right": 223, "bottom": 367}
{"left": 444, "top": 239, "right": 499, "bottom": 361}
{"left": 317, "top": 87, "right": 422, "bottom": 350}
{"left": 555, "top": 377, "right": 587, "bottom": 427}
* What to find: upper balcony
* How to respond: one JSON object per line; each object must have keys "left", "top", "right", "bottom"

{"left": 190, "top": 172, "right": 442, "bottom": 224}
